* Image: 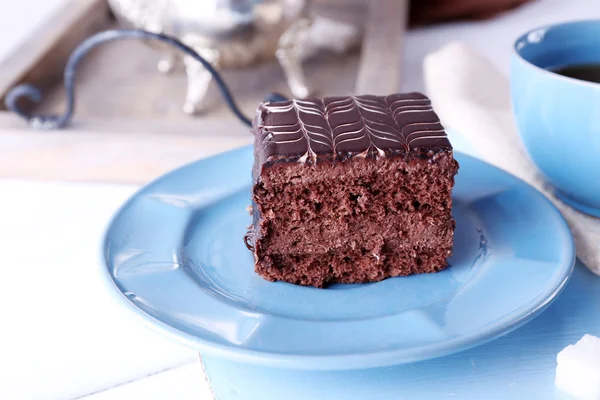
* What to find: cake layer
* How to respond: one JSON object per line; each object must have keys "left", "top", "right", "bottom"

{"left": 256, "top": 244, "right": 452, "bottom": 288}
{"left": 251, "top": 93, "right": 453, "bottom": 179}
{"left": 256, "top": 151, "right": 457, "bottom": 193}
{"left": 251, "top": 153, "right": 456, "bottom": 256}
{"left": 257, "top": 212, "right": 454, "bottom": 255}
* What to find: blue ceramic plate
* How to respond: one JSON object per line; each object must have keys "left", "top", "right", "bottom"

{"left": 101, "top": 146, "right": 574, "bottom": 370}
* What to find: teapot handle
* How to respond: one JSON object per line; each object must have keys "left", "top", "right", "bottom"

{"left": 4, "top": 29, "right": 287, "bottom": 129}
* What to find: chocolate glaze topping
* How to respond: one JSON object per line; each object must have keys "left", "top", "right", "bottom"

{"left": 252, "top": 92, "right": 451, "bottom": 178}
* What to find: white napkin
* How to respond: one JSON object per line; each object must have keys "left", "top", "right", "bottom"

{"left": 423, "top": 42, "right": 600, "bottom": 276}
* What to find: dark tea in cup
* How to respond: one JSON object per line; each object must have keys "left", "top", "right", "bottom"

{"left": 551, "top": 64, "right": 600, "bottom": 84}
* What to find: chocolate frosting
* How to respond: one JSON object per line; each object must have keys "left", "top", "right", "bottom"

{"left": 252, "top": 92, "right": 451, "bottom": 176}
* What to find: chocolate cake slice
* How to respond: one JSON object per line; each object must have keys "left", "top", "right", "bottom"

{"left": 245, "top": 93, "right": 459, "bottom": 288}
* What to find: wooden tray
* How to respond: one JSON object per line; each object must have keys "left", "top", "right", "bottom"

{"left": 0, "top": 0, "right": 407, "bottom": 184}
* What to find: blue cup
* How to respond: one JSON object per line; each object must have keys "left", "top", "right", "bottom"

{"left": 511, "top": 20, "right": 600, "bottom": 217}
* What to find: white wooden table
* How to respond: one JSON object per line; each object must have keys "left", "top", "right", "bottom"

{"left": 1, "top": 0, "right": 599, "bottom": 398}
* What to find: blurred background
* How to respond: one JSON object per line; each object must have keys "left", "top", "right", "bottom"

{"left": 0, "top": 0, "right": 593, "bottom": 185}
{"left": 0, "top": 0, "right": 579, "bottom": 186}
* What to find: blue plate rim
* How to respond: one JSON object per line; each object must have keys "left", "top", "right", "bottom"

{"left": 98, "top": 146, "right": 576, "bottom": 370}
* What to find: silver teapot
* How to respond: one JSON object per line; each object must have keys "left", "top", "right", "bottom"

{"left": 108, "top": 0, "right": 313, "bottom": 114}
